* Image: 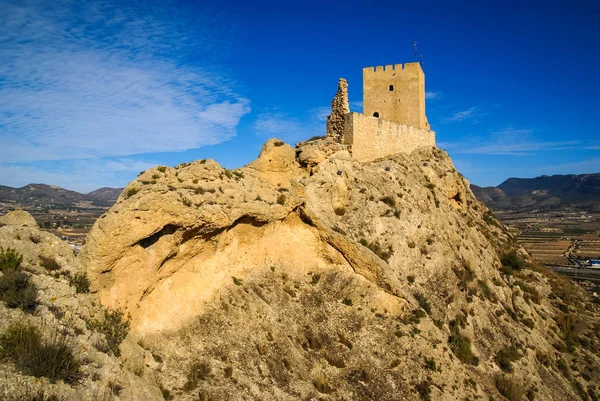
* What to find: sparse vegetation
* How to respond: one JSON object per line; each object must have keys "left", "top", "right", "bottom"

{"left": 88, "top": 308, "right": 130, "bottom": 357}
{"left": 414, "top": 292, "right": 431, "bottom": 314}
{"left": 380, "top": 196, "right": 396, "bottom": 207}
{"left": 495, "top": 346, "right": 521, "bottom": 372}
{"left": 232, "top": 276, "right": 243, "bottom": 286}
{"left": 0, "top": 323, "right": 80, "bottom": 384}
{"left": 152, "top": 173, "right": 160, "bottom": 180}
{"left": 334, "top": 207, "right": 346, "bottom": 216}
{"left": 365, "top": 241, "right": 393, "bottom": 262}
{"left": 184, "top": 361, "right": 211, "bottom": 391}
{"left": 69, "top": 272, "right": 90, "bottom": 293}
{"left": 495, "top": 375, "right": 524, "bottom": 401}
{"left": 125, "top": 187, "right": 139, "bottom": 199}
{"left": 157, "top": 166, "right": 167, "bottom": 173}
{"left": 39, "top": 254, "right": 61, "bottom": 271}
{"left": 313, "top": 375, "right": 334, "bottom": 394}
{"left": 277, "top": 194, "right": 286, "bottom": 205}
{"left": 342, "top": 297, "right": 353, "bottom": 306}
{"left": 0, "top": 270, "right": 38, "bottom": 312}
{"left": 415, "top": 379, "right": 432, "bottom": 401}
{"left": 477, "top": 279, "right": 497, "bottom": 302}
{"left": 0, "top": 246, "right": 23, "bottom": 272}
{"left": 500, "top": 250, "right": 525, "bottom": 273}
{"left": 448, "top": 330, "right": 478, "bottom": 365}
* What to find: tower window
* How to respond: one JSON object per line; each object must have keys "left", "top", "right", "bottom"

{"left": 373, "top": 112, "right": 379, "bottom": 118}
{"left": 389, "top": 85, "right": 394, "bottom": 91}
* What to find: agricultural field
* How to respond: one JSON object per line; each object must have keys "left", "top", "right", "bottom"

{"left": 496, "top": 211, "right": 600, "bottom": 267}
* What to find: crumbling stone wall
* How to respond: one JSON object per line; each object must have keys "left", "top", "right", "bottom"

{"left": 326, "top": 78, "right": 350, "bottom": 142}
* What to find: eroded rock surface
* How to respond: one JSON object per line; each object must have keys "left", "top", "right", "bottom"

{"left": 77, "top": 138, "right": 600, "bottom": 400}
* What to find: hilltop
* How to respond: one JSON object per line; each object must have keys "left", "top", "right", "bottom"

{"left": 1, "top": 139, "right": 599, "bottom": 400}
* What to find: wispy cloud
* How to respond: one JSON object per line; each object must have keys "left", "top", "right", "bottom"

{"left": 445, "top": 127, "right": 581, "bottom": 155}
{"left": 425, "top": 91, "right": 441, "bottom": 100}
{"left": 0, "top": 0, "right": 250, "bottom": 165}
{"left": 536, "top": 159, "right": 600, "bottom": 175}
{"left": 253, "top": 107, "right": 325, "bottom": 143}
{"left": 442, "top": 106, "right": 487, "bottom": 123}
{"left": 350, "top": 101, "right": 363, "bottom": 112}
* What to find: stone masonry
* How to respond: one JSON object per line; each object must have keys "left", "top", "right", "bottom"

{"left": 325, "top": 78, "right": 350, "bottom": 142}
{"left": 326, "top": 62, "right": 435, "bottom": 162}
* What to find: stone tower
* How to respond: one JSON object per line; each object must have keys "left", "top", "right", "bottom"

{"left": 325, "top": 78, "right": 350, "bottom": 142}
{"left": 363, "top": 62, "right": 429, "bottom": 130}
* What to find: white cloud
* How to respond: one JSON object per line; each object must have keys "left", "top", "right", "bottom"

{"left": 442, "top": 106, "right": 487, "bottom": 123}
{"left": 445, "top": 127, "right": 581, "bottom": 155}
{"left": 350, "top": 101, "right": 363, "bottom": 112}
{"left": 425, "top": 91, "right": 441, "bottom": 100}
{"left": 0, "top": 0, "right": 250, "bottom": 164}
{"left": 537, "top": 159, "right": 600, "bottom": 175}
{"left": 253, "top": 108, "right": 325, "bottom": 144}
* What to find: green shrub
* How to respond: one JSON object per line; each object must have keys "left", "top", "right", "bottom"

{"left": 151, "top": 173, "right": 160, "bottom": 180}
{"left": 495, "top": 346, "right": 521, "bottom": 372}
{"left": 477, "top": 279, "right": 497, "bottom": 302}
{"left": 184, "top": 361, "right": 211, "bottom": 391}
{"left": 88, "top": 308, "right": 130, "bottom": 357}
{"left": 342, "top": 297, "right": 353, "bottom": 306}
{"left": 0, "top": 271, "right": 38, "bottom": 312}
{"left": 424, "top": 357, "right": 437, "bottom": 371}
{"left": 276, "top": 194, "right": 286, "bottom": 205}
{"left": 125, "top": 187, "right": 139, "bottom": 199}
{"left": 157, "top": 166, "right": 167, "bottom": 173}
{"left": 39, "top": 255, "right": 60, "bottom": 271}
{"left": 0, "top": 247, "right": 23, "bottom": 272}
{"left": 69, "top": 272, "right": 90, "bottom": 294}
{"left": 448, "top": 331, "right": 479, "bottom": 365}
{"left": 232, "top": 276, "right": 243, "bottom": 286}
{"left": 0, "top": 323, "right": 80, "bottom": 384}
{"left": 500, "top": 250, "right": 525, "bottom": 272}
{"left": 414, "top": 292, "right": 431, "bottom": 314}
{"left": 495, "top": 375, "right": 524, "bottom": 401}
{"left": 380, "top": 196, "right": 396, "bottom": 207}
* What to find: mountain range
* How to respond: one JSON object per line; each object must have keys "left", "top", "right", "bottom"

{"left": 471, "top": 173, "right": 600, "bottom": 212}
{"left": 0, "top": 184, "right": 123, "bottom": 208}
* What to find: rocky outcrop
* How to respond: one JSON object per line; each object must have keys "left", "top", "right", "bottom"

{"left": 0, "top": 212, "right": 164, "bottom": 401}
{"left": 0, "top": 210, "right": 38, "bottom": 228}
{"left": 325, "top": 78, "right": 350, "bottom": 142}
{"left": 78, "top": 138, "right": 600, "bottom": 400}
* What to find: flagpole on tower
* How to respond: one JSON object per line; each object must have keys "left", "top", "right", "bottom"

{"left": 413, "top": 41, "right": 418, "bottom": 62}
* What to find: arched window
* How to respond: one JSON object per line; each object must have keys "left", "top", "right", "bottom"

{"left": 389, "top": 85, "right": 394, "bottom": 91}
{"left": 373, "top": 112, "right": 379, "bottom": 118}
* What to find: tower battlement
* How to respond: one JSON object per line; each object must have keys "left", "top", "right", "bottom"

{"left": 363, "top": 61, "right": 429, "bottom": 130}
{"left": 363, "top": 62, "right": 423, "bottom": 73}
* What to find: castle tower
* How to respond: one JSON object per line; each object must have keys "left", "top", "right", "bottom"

{"left": 363, "top": 62, "right": 430, "bottom": 130}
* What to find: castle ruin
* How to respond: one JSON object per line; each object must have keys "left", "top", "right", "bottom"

{"left": 326, "top": 62, "right": 435, "bottom": 162}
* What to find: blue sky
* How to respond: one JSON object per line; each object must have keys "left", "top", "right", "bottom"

{"left": 1, "top": 0, "right": 598, "bottom": 192}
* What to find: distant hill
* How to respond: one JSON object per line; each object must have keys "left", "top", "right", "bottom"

{"left": 471, "top": 173, "right": 600, "bottom": 212}
{"left": 0, "top": 184, "right": 123, "bottom": 208}
{"left": 87, "top": 187, "right": 123, "bottom": 205}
